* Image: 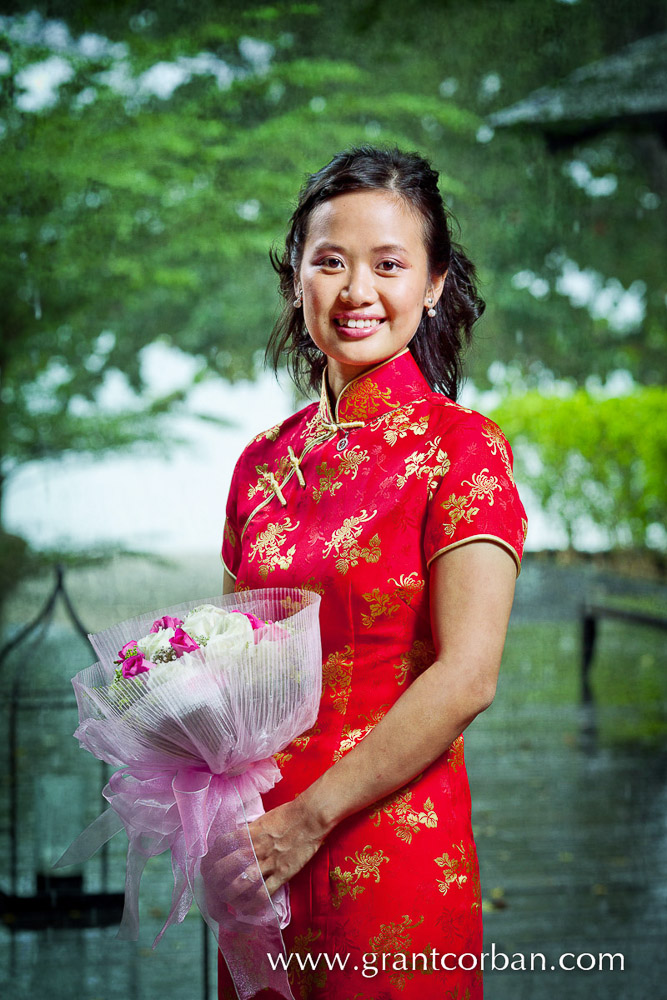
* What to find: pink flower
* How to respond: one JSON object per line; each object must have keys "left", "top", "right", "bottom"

{"left": 169, "top": 628, "right": 200, "bottom": 656}
{"left": 150, "top": 615, "right": 183, "bottom": 633}
{"left": 117, "top": 640, "right": 139, "bottom": 662}
{"left": 253, "top": 622, "right": 289, "bottom": 645}
{"left": 230, "top": 610, "right": 266, "bottom": 630}
{"left": 121, "top": 652, "right": 153, "bottom": 677}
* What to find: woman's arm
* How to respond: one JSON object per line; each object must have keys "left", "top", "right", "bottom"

{"left": 246, "top": 539, "right": 517, "bottom": 896}
{"left": 223, "top": 569, "right": 235, "bottom": 595}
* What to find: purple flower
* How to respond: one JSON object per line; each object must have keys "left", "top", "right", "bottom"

{"left": 121, "top": 652, "right": 153, "bottom": 678}
{"left": 169, "top": 628, "right": 200, "bottom": 656}
{"left": 150, "top": 615, "right": 184, "bottom": 633}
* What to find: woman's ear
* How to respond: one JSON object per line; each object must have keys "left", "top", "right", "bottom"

{"left": 430, "top": 269, "right": 448, "bottom": 306}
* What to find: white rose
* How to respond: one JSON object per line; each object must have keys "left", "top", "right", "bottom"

{"left": 137, "top": 628, "right": 176, "bottom": 660}
{"left": 182, "top": 605, "right": 229, "bottom": 639}
{"left": 183, "top": 605, "right": 253, "bottom": 643}
{"left": 205, "top": 630, "right": 253, "bottom": 661}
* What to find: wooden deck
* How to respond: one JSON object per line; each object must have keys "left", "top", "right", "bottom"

{"left": 1, "top": 553, "right": 665, "bottom": 999}
{"left": 467, "top": 709, "right": 666, "bottom": 998}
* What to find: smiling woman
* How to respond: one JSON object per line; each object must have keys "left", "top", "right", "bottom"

{"left": 296, "top": 189, "right": 446, "bottom": 398}
{"left": 216, "top": 147, "right": 527, "bottom": 999}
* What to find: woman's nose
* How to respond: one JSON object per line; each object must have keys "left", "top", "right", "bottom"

{"left": 340, "top": 266, "right": 376, "bottom": 305}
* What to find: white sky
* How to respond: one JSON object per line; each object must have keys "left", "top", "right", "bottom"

{"left": 5, "top": 362, "right": 295, "bottom": 555}
{"left": 5, "top": 345, "right": 568, "bottom": 556}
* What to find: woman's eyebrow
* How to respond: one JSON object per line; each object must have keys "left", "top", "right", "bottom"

{"left": 310, "top": 242, "right": 347, "bottom": 253}
{"left": 310, "top": 241, "right": 409, "bottom": 254}
{"left": 372, "top": 243, "right": 409, "bottom": 254}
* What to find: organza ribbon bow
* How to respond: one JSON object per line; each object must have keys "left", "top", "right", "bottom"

{"left": 55, "top": 757, "right": 294, "bottom": 1000}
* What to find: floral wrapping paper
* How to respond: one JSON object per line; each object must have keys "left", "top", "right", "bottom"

{"left": 220, "top": 347, "right": 527, "bottom": 998}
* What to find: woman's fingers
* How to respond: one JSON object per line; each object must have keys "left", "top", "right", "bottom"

{"left": 200, "top": 833, "right": 271, "bottom": 920}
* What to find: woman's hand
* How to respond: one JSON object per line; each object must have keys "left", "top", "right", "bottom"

{"left": 246, "top": 796, "right": 328, "bottom": 896}
{"left": 200, "top": 797, "right": 328, "bottom": 921}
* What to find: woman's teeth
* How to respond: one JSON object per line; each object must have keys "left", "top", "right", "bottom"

{"left": 336, "top": 318, "right": 379, "bottom": 329}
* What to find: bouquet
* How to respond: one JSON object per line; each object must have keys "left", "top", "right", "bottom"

{"left": 55, "top": 588, "right": 322, "bottom": 1000}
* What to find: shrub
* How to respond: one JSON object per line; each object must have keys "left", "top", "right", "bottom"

{"left": 490, "top": 387, "right": 667, "bottom": 551}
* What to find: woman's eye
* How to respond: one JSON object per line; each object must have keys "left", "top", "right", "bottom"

{"left": 378, "top": 260, "right": 400, "bottom": 272}
{"left": 320, "top": 257, "right": 343, "bottom": 269}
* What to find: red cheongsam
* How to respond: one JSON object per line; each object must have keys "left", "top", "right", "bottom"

{"left": 219, "top": 347, "right": 527, "bottom": 1000}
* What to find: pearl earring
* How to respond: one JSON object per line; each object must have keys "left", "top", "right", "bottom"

{"left": 293, "top": 291, "right": 302, "bottom": 308}
{"left": 426, "top": 298, "right": 436, "bottom": 318}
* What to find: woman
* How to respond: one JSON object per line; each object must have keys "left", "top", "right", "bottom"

{"left": 219, "top": 146, "right": 527, "bottom": 998}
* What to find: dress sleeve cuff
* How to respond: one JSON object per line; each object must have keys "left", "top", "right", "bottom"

{"left": 426, "top": 534, "right": 522, "bottom": 578}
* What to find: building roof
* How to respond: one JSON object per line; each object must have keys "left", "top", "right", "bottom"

{"left": 488, "top": 32, "right": 667, "bottom": 142}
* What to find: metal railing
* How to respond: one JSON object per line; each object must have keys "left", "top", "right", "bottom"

{"left": 1, "top": 565, "right": 213, "bottom": 999}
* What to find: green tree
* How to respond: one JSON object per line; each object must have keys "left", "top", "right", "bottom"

{"left": 2, "top": 0, "right": 665, "bottom": 548}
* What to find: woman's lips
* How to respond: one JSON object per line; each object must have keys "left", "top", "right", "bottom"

{"left": 333, "top": 318, "right": 385, "bottom": 338}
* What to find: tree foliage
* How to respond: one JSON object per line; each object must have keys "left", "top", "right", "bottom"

{"left": 491, "top": 387, "right": 667, "bottom": 551}
{"left": 2, "top": 0, "right": 666, "bottom": 537}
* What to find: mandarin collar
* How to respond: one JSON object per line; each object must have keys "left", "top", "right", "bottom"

{"left": 318, "top": 348, "right": 433, "bottom": 426}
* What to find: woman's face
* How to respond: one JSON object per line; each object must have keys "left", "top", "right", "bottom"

{"left": 298, "top": 189, "right": 445, "bottom": 396}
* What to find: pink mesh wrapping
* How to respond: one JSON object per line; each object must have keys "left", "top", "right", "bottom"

{"left": 55, "top": 588, "right": 322, "bottom": 1000}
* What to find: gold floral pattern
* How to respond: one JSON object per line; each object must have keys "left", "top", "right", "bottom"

{"left": 439, "top": 492, "right": 479, "bottom": 537}
{"left": 333, "top": 707, "right": 388, "bottom": 762}
{"left": 394, "top": 638, "right": 435, "bottom": 686}
{"left": 274, "top": 750, "right": 293, "bottom": 768}
{"left": 322, "top": 510, "right": 381, "bottom": 575}
{"left": 247, "top": 457, "right": 290, "bottom": 501}
{"left": 342, "top": 377, "right": 401, "bottom": 421}
{"left": 278, "top": 579, "right": 325, "bottom": 617}
{"left": 368, "top": 913, "right": 425, "bottom": 990}
{"left": 337, "top": 445, "right": 370, "bottom": 480}
{"left": 247, "top": 516, "right": 300, "bottom": 579}
{"left": 291, "top": 721, "right": 321, "bottom": 752}
{"left": 370, "top": 788, "right": 439, "bottom": 844}
{"left": 369, "top": 404, "right": 430, "bottom": 445}
{"left": 322, "top": 644, "right": 354, "bottom": 714}
{"left": 301, "top": 408, "right": 332, "bottom": 448}
{"left": 311, "top": 447, "right": 370, "bottom": 502}
{"left": 330, "top": 844, "right": 390, "bottom": 909}
{"left": 311, "top": 461, "right": 343, "bottom": 503}
{"left": 290, "top": 927, "right": 327, "bottom": 995}
{"left": 482, "top": 419, "right": 515, "bottom": 485}
{"left": 253, "top": 423, "right": 281, "bottom": 444}
{"left": 434, "top": 842, "right": 481, "bottom": 911}
{"left": 388, "top": 571, "right": 425, "bottom": 606}
{"left": 446, "top": 734, "right": 465, "bottom": 772}
{"left": 396, "top": 437, "right": 450, "bottom": 498}
{"left": 438, "top": 468, "right": 503, "bottom": 539}
{"left": 360, "top": 588, "right": 402, "bottom": 628}
{"left": 460, "top": 469, "right": 502, "bottom": 506}
{"left": 223, "top": 516, "right": 236, "bottom": 549}
{"left": 434, "top": 847, "right": 469, "bottom": 895}
{"left": 329, "top": 866, "right": 365, "bottom": 908}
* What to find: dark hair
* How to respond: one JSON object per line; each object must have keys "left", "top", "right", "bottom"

{"left": 266, "top": 145, "right": 485, "bottom": 401}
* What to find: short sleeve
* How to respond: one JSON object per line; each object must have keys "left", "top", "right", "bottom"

{"left": 221, "top": 453, "right": 244, "bottom": 580}
{"left": 423, "top": 414, "right": 528, "bottom": 577}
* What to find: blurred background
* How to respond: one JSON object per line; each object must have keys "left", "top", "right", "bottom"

{"left": 1, "top": 1, "right": 665, "bottom": 998}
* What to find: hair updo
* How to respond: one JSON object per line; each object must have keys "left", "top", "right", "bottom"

{"left": 266, "top": 145, "right": 485, "bottom": 401}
